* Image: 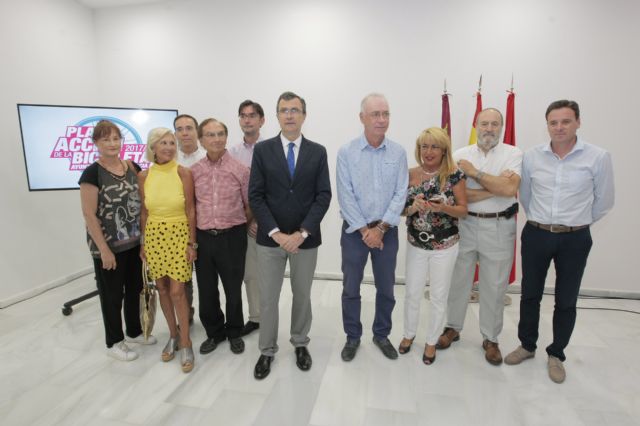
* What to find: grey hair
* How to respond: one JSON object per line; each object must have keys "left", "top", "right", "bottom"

{"left": 360, "top": 93, "right": 388, "bottom": 113}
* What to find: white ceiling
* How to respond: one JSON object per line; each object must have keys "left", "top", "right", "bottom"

{"left": 76, "top": 0, "right": 165, "bottom": 9}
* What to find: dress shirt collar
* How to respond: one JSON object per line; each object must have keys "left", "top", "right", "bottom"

{"left": 543, "top": 137, "right": 585, "bottom": 158}
{"left": 243, "top": 135, "right": 263, "bottom": 147}
{"left": 205, "top": 150, "right": 228, "bottom": 166}
{"left": 358, "top": 133, "right": 388, "bottom": 150}
{"left": 472, "top": 141, "right": 506, "bottom": 157}
{"left": 280, "top": 133, "right": 302, "bottom": 149}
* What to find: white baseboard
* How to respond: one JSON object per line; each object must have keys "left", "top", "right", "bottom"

{"left": 0, "top": 266, "right": 94, "bottom": 309}
{"left": 309, "top": 272, "right": 640, "bottom": 300}
{"left": 3, "top": 267, "right": 637, "bottom": 309}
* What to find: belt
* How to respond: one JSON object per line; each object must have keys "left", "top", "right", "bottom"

{"left": 201, "top": 224, "right": 244, "bottom": 236}
{"left": 527, "top": 220, "right": 589, "bottom": 233}
{"left": 468, "top": 203, "right": 518, "bottom": 219}
{"left": 409, "top": 225, "right": 458, "bottom": 243}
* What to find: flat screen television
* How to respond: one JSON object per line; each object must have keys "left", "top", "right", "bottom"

{"left": 17, "top": 104, "right": 178, "bottom": 191}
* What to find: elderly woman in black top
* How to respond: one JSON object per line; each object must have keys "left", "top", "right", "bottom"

{"left": 79, "top": 120, "right": 157, "bottom": 361}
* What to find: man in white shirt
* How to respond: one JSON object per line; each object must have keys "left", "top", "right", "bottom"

{"left": 437, "top": 108, "right": 523, "bottom": 366}
{"left": 174, "top": 114, "right": 206, "bottom": 323}
{"left": 505, "top": 100, "right": 614, "bottom": 383}
{"left": 228, "top": 100, "right": 265, "bottom": 336}
{"left": 175, "top": 114, "right": 206, "bottom": 167}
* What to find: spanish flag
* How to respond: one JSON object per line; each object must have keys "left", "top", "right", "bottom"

{"left": 468, "top": 92, "right": 483, "bottom": 145}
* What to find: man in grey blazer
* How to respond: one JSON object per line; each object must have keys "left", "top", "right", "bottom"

{"left": 248, "top": 91, "right": 332, "bottom": 380}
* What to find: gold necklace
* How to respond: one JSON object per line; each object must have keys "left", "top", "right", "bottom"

{"left": 421, "top": 168, "right": 438, "bottom": 176}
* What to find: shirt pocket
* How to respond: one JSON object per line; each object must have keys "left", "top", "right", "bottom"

{"left": 565, "top": 167, "right": 593, "bottom": 194}
{"left": 381, "top": 161, "right": 399, "bottom": 185}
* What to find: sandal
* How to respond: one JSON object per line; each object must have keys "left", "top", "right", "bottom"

{"left": 398, "top": 337, "right": 414, "bottom": 355}
{"left": 422, "top": 344, "right": 436, "bottom": 365}
{"left": 180, "top": 347, "right": 195, "bottom": 373}
{"left": 161, "top": 336, "right": 179, "bottom": 362}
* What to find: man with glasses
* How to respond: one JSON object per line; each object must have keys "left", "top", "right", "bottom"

{"left": 438, "top": 108, "right": 523, "bottom": 366}
{"left": 174, "top": 114, "right": 206, "bottom": 323}
{"left": 228, "top": 100, "right": 265, "bottom": 337}
{"left": 249, "top": 91, "right": 331, "bottom": 380}
{"left": 336, "top": 93, "right": 408, "bottom": 362}
{"left": 191, "top": 118, "right": 251, "bottom": 356}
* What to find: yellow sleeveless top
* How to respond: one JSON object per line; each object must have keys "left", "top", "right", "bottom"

{"left": 144, "top": 160, "right": 187, "bottom": 223}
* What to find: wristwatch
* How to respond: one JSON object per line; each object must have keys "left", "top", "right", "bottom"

{"left": 188, "top": 242, "right": 199, "bottom": 249}
{"left": 300, "top": 230, "right": 309, "bottom": 239}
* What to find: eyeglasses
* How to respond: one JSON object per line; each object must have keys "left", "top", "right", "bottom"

{"left": 420, "top": 144, "right": 443, "bottom": 151}
{"left": 278, "top": 108, "right": 303, "bottom": 116}
{"left": 240, "top": 113, "right": 259, "bottom": 119}
{"left": 367, "top": 111, "right": 390, "bottom": 119}
{"left": 202, "top": 131, "right": 226, "bottom": 138}
{"left": 175, "top": 126, "right": 195, "bottom": 133}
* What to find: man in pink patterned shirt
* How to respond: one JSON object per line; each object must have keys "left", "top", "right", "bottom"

{"left": 191, "top": 118, "right": 252, "bottom": 356}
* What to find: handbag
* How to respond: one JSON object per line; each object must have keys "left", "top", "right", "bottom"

{"left": 140, "top": 261, "right": 157, "bottom": 341}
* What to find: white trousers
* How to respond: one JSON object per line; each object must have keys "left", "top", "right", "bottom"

{"left": 403, "top": 242, "right": 459, "bottom": 345}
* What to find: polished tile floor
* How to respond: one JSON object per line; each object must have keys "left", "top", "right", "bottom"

{"left": 0, "top": 274, "right": 639, "bottom": 426}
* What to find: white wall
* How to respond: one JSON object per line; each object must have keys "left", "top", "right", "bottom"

{"left": 0, "top": 0, "right": 98, "bottom": 306}
{"left": 2, "top": 0, "right": 638, "bottom": 305}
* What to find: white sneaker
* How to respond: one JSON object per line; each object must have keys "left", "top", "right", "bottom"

{"left": 107, "top": 341, "right": 139, "bottom": 361}
{"left": 126, "top": 334, "right": 158, "bottom": 345}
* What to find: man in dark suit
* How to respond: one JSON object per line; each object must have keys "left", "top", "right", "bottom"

{"left": 249, "top": 91, "right": 332, "bottom": 380}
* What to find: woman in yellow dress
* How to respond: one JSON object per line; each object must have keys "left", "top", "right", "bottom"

{"left": 139, "top": 127, "right": 197, "bottom": 373}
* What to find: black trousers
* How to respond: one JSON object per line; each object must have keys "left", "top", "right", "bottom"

{"left": 93, "top": 245, "right": 143, "bottom": 348}
{"left": 195, "top": 224, "right": 247, "bottom": 341}
{"left": 518, "top": 222, "right": 592, "bottom": 361}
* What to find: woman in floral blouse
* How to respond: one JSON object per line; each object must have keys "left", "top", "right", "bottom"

{"left": 398, "top": 127, "right": 467, "bottom": 365}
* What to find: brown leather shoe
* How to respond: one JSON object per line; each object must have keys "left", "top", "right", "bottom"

{"left": 435, "top": 327, "right": 460, "bottom": 350}
{"left": 482, "top": 340, "right": 503, "bottom": 365}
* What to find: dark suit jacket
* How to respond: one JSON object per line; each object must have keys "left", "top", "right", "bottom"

{"left": 249, "top": 134, "right": 332, "bottom": 249}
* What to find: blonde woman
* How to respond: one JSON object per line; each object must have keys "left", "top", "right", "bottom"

{"left": 139, "top": 127, "right": 196, "bottom": 373}
{"left": 399, "top": 127, "right": 467, "bottom": 364}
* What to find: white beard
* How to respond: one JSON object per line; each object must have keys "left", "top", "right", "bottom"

{"left": 477, "top": 135, "right": 499, "bottom": 151}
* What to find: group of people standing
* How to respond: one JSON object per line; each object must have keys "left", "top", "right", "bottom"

{"left": 79, "top": 92, "right": 614, "bottom": 385}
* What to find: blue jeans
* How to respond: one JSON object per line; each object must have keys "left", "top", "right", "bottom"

{"left": 340, "top": 222, "right": 398, "bottom": 341}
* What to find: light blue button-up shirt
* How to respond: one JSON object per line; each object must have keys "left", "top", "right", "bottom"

{"left": 520, "top": 138, "right": 615, "bottom": 226}
{"left": 336, "top": 134, "right": 408, "bottom": 233}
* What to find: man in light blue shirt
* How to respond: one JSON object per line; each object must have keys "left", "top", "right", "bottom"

{"left": 336, "top": 93, "right": 408, "bottom": 361}
{"left": 505, "top": 100, "right": 615, "bottom": 384}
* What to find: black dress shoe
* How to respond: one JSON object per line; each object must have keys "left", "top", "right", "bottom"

{"left": 199, "top": 337, "right": 222, "bottom": 354}
{"left": 295, "top": 347, "right": 312, "bottom": 371}
{"left": 241, "top": 321, "right": 260, "bottom": 336}
{"left": 341, "top": 339, "right": 360, "bottom": 362}
{"left": 254, "top": 355, "right": 273, "bottom": 380}
{"left": 229, "top": 337, "right": 245, "bottom": 354}
{"left": 373, "top": 337, "right": 398, "bottom": 360}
